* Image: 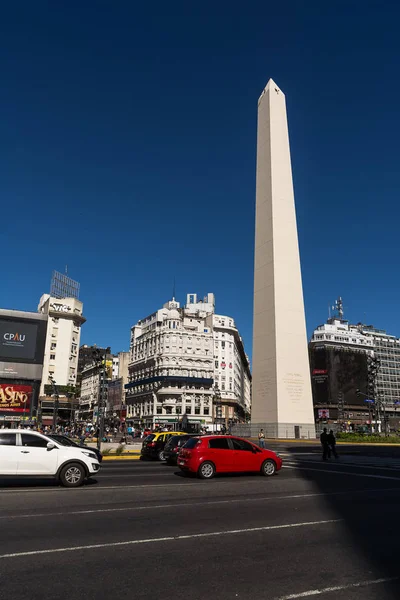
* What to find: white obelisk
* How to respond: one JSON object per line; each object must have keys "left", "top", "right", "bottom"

{"left": 251, "top": 79, "right": 315, "bottom": 439}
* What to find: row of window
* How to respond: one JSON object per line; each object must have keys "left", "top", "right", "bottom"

{"left": 0, "top": 433, "right": 48, "bottom": 447}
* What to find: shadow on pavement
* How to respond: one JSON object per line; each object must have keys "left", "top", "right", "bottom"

{"left": 0, "top": 477, "right": 98, "bottom": 489}
{"left": 277, "top": 442, "right": 400, "bottom": 598}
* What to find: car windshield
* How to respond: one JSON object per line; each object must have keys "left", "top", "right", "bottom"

{"left": 183, "top": 437, "right": 200, "bottom": 449}
{"left": 49, "top": 435, "right": 77, "bottom": 447}
{"left": 145, "top": 434, "right": 156, "bottom": 442}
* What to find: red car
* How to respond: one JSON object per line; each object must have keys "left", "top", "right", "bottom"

{"left": 178, "top": 435, "right": 282, "bottom": 479}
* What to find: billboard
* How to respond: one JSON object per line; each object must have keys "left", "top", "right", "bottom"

{"left": 310, "top": 345, "right": 368, "bottom": 407}
{"left": 0, "top": 314, "right": 47, "bottom": 381}
{"left": 318, "top": 409, "right": 330, "bottom": 419}
{"left": 0, "top": 321, "right": 38, "bottom": 360}
{"left": 0, "top": 383, "right": 32, "bottom": 413}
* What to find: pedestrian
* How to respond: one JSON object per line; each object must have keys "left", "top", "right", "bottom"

{"left": 258, "top": 428, "right": 265, "bottom": 448}
{"left": 320, "top": 427, "right": 330, "bottom": 461}
{"left": 327, "top": 429, "right": 338, "bottom": 459}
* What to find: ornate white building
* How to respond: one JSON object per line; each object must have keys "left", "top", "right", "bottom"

{"left": 125, "top": 293, "right": 251, "bottom": 429}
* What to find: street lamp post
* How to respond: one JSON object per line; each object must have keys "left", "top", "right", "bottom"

{"left": 48, "top": 375, "right": 59, "bottom": 433}
{"left": 213, "top": 384, "right": 221, "bottom": 432}
{"left": 93, "top": 348, "right": 109, "bottom": 451}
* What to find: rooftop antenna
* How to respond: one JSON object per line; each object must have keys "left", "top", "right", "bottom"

{"left": 336, "top": 297, "right": 344, "bottom": 320}
{"left": 172, "top": 277, "right": 176, "bottom": 301}
{"left": 328, "top": 304, "right": 331, "bottom": 319}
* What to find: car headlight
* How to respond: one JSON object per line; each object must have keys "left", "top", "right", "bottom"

{"left": 82, "top": 451, "right": 97, "bottom": 460}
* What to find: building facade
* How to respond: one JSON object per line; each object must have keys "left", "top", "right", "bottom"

{"left": 78, "top": 350, "right": 129, "bottom": 424}
{"left": 309, "top": 299, "right": 400, "bottom": 429}
{"left": 125, "top": 294, "right": 251, "bottom": 429}
{"left": 0, "top": 308, "right": 48, "bottom": 426}
{"left": 212, "top": 313, "right": 251, "bottom": 423}
{"left": 359, "top": 325, "right": 400, "bottom": 421}
{"left": 78, "top": 361, "right": 109, "bottom": 423}
{"left": 309, "top": 316, "right": 373, "bottom": 426}
{"left": 38, "top": 294, "right": 86, "bottom": 424}
{"left": 107, "top": 351, "right": 130, "bottom": 422}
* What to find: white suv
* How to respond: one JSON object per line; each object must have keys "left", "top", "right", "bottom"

{"left": 0, "top": 429, "right": 100, "bottom": 487}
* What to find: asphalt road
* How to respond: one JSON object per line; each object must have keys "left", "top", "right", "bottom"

{"left": 1, "top": 446, "right": 400, "bottom": 600}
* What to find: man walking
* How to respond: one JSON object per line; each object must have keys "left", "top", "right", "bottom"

{"left": 327, "top": 429, "right": 338, "bottom": 459}
{"left": 320, "top": 427, "right": 330, "bottom": 461}
{"left": 258, "top": 428, "right": 265, "bottom": 448}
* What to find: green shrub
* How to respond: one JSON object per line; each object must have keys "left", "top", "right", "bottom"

{"left": 336, "top": 432, "right": 400, "bottom": 444}
{"left": 102, "top": 448, "right": 111, "bottom": 456}
{"left": 115, "top": 444, "right": 124, "bottom": 455}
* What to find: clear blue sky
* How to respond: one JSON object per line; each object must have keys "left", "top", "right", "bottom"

{"left": 2, "top": 1, "right": 400, "bottom": 358}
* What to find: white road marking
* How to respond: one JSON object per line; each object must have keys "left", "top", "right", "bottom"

{"left": 284, "top": 464, "right": 400, "bottom": 481}
{"left": 275, "top": 576, "right": 399, "bottom": 599}
{"left": 1, "top": 487, "right": 398, "bottom": 520}
{"left": 0, "top": 482, "right": 203, "bottom": 494}
{"left": 0, "top": 518, "right": 342, "bottom": 559}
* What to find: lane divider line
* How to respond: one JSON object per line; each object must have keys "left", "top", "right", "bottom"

{"left": 275, "top": 576, "right": 399, "bottom": 599}
{"left": 1, "top": 487, "right": 399, "bottom": 521}
{"left": 0, "top": 518, "right": 342, "bottom": 560}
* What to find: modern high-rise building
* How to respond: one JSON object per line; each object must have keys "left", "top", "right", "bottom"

{"left": 358, "top": 325, "right": 400, "bottom": 415}
{"left": 251, "top": 79, "right": 315, "bottom": 438}
{"left": 37, "top": 285, "right": 85, "bottom": 424}
{"left": 125, "top": 294, "right": 251, "bottom": 429}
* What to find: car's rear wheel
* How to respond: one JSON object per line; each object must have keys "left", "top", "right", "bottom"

{"left": 198, "top": 461, "right": 215, "bottom": 479}
{"left": 261, "top": 459, "right": 276, "bottom": 477}
{"left": 60, "top": 463, "right": 86, "bottom": 487}
{"left": 158, "top": 450, "right": 166, "bottom": 461}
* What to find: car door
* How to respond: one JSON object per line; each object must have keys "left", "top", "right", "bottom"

{"left": 230, "top": 438, "right": 261, "bottom": 472}
{"left": 17, "top": 433, "right": 59, "bottom": 475}
{"left": 0, "top": 432, "right": 19, "bottom": 475}
{"left": 207, "top": 438, "right": 234, "bottom": 472}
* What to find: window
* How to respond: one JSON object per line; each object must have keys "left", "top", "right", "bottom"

{"left": 186, "top": 407, "right": 191, "bottom": 414}
{"left": 215, "top": 361, "right": 219, "bottom": 368}
{"left": 195, "top": 407, "right": 200, "bottom": 415}
{"left": 50, "top": 343, "right": 57, "bottom": 350}
{"left": 50, "top": 354, "right": 56, "bottom": 360}
{"left": 209, "top": 438, "right": 230, "bottom": 450}
{"left": 221, "top": 342, "right": 225, "bottom": 349}
{"left": 0, "top": 433, "right": 16, "bottom": 446}
{"left": 231, "top": 438, "right": 254, "bottom": 452}
{"left": 184, "top": 437, "right": 200, "bottom": 449}
{"left": 21, "top": 434, "right": 48, "bottom": 448}
{"left": 204, "top": 407, "right": 209, "bottom": 415}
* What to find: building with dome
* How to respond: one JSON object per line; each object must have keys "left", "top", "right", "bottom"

{"left": 125, "top": 293, "right": 251, "bottom": 430}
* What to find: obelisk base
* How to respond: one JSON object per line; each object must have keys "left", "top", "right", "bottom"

{"left": 250, "top": 422, "right": 316, "bottom": 440}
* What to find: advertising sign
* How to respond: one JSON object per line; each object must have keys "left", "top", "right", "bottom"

{"left": 318, "top": 409, "right": 330, "bottom": 419}
{"left": 0, "top": 384, "right": 32, "bottom": 413}
{"left": 0, "top": 321, "right": 38, "bottom": 360}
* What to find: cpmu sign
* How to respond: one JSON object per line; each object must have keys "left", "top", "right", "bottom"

{"left": 0, "top": 384, "right": 32, "bottom": 413}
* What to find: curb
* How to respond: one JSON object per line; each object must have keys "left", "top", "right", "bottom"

{"left": 103, "top": 454, "right": 141, "bottom": 461}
